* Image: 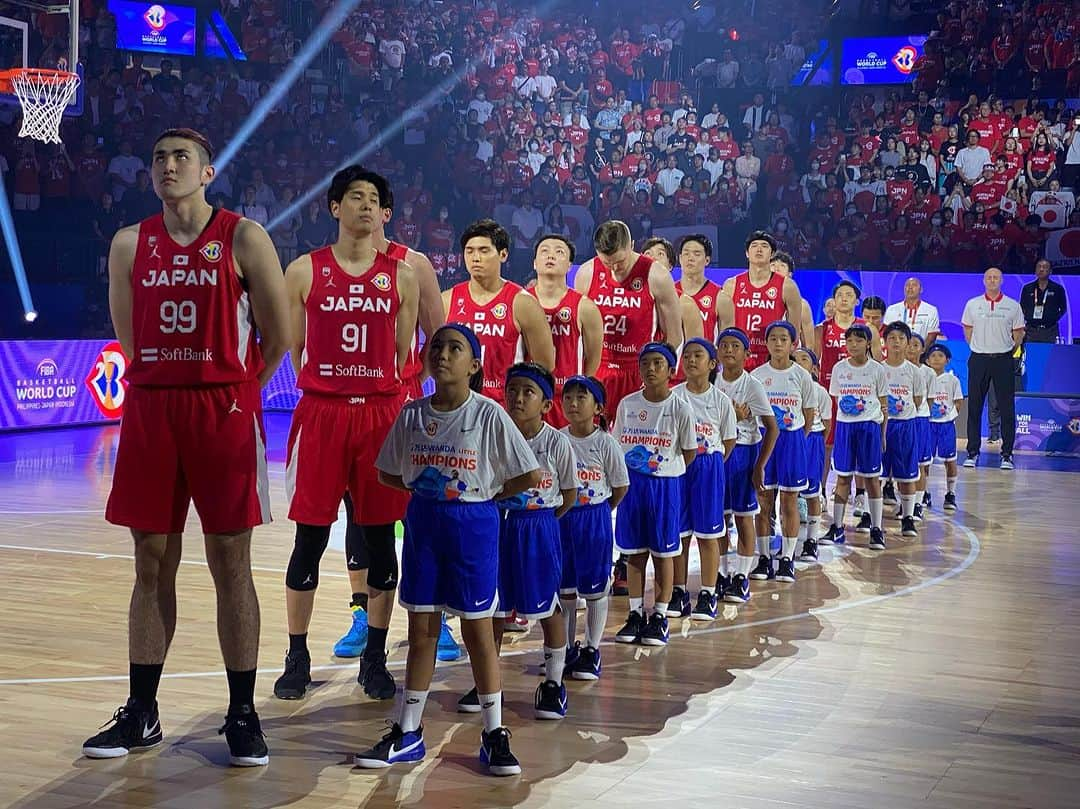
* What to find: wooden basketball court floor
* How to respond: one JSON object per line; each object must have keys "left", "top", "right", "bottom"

{"left": 1, "top": 413, "right": 1078, "bottom": 809}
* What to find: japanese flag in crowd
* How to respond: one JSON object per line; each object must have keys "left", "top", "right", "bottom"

{"left": 1032, "top": 194, "right": 1068, "bottom": 229}
{"left": 1045, "top": 227, "right": 1080, "bottom": 269}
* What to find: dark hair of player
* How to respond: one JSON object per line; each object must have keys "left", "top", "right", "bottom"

{"left": 594, "top": 220, "right": 633, "bottom": 254}
{"left": 862, "top": 295, "right": 887, "bottom": 314}
{"left": 154, "top": 128, "right": 214, "bottom": 164}
{"left": 641, "top": 236, "right": 676, "bottom": 267}
{"left": 883, "top": 321, "right": 912, "bottom": 340}
{"left": 327, "top": 166, "right": 392, "bottom": 212}
{"left": 744, "top": 229, "right": 777, "bottom": 252}
{"left": 460, "top": 218, "right": 511, "bottom": 253}
{"left": 770, "top": 251, "right": 795, "bottom": 274}
{"left": 678, "top": 233, "right": 713, "bottom": 259}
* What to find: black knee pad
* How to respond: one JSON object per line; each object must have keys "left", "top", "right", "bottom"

{"left": 285, "top": 523, "right": 331, "bottom": 591}
{"left": 364, "top": 523, "right": 399, "bottom": 592}
{"left": 345, "top": 522, "right": 369, "bottom": 570}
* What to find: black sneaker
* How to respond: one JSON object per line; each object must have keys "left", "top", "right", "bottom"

{"left": 533, "top": 679, "right": 567, "bottom": 720}
{"left": 723, "top": 574, "right": 750, "bottom": 603}
{"left": 273, "top": 649, "right": 311, "bottom": 700}
{"left": 457, "top": 686, "right": 480, "bottom": 713}
{"left": 690, "top": 589, "right": 718, "bottom": 621}
{"left": 943, "top": 492, "right": 957, "bottom": 513}
{"left": 749, "top": 554, "right": 774, "bottom": 580}
{"left": 358, "top": 651, "right": 396, "bottom": 700}
{"left": 614, "top": 609, "right": 644, "bottom": 643}
{"left": 882, "top": 480, "right": 897, "bottom": 504}
{"left": 82, "top": 699, "right": 163, "bottom": 759}
{"left": 901, "top": 516, "right": 918, "bottom": 537}
{"left": 922, "top": 491, "right": 932, "bottom": 508}
{"left": 799, "top": 538, "right": 819, "bottom": 561}
{"left": 963, "top": 453, "right": 978, "bottom": 469}
{"left": 219, "top": 705, "right": 268, "bottom": 767}
{"left": 569, "top": 645, "right": 602, "bottom": 681}
{"left": 1000, "top": 455, "right": 1015, "bottom": 470}
{"left": 612, "top": 559, "right": 629, "bottom": 596}
{"left": 868, "top": 527, "right": 886, "bottom": 550}
{"left": 354, "top": 722, "right": 426, "bottom": 768}
{"left": 775, "top": 557, "right": 796, "bottom": 583}
{"left": 913, "top": 503, "right": 925, "bottom": 522}
{"left": 479, "top": 727, "right": 521, "bottom": 776}
{"left": 639, "top": 612, "right": 669, "bottom": 646}
{"left": 665, "top": 586, "right": 687, "bottom": 618}
{"left": 856, "top": 513, "right": 872, "bottom": 533}
{"left": 716, "top": 573, "right": 731, "bottom": 600}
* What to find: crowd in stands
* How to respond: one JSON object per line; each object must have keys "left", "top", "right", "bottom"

{"left": 1, "top": 0, "right": 1078, "bottom": 335}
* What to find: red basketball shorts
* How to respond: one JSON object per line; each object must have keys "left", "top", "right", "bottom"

{"left": 402, "top": 371, "right": 424, "bottom": 405}
{"left": 106, "top": 380, "right": 270, "bottom": 535}
{"left": 596, "top": 362, "right": 643, "bottom": 423}
{"left": 286, "top": 393, "right": 409, "bottom": 526}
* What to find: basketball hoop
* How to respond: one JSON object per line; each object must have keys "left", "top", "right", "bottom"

{"left": 0, "top": 67, "right": 80, "bottom": 144}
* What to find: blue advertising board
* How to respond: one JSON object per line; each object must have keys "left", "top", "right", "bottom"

{"left": 108, "top": 1, "right": 246, "bottom": 59}
{"left": 841, "top": 36, "right": 927, "bottom": 85}
{"left": 792, "top": 40, "right": 834, "bottom": 87}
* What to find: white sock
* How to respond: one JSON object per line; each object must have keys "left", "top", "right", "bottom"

{"left": 560, "top": 598, "right": 578, "bottom": 644}
{"left": 947, "top": 476, "right": 957, "bottom": 494}
{"left": 544, "top": 645, "right": 566, "bottom": 684}
{"left": 718, "top": 553, "right": 730, "bottom": 577}
{"left": 756, "top": 535, "right": 771, "bottom": 556}
{"left": 832, "top": 500, "right": 846, "bottom": 528}
{"left": 479, "top": 692, "right": 502, "bottom": 732}
{"left": 869, "top": 497, "right": 883, "bottom": 528}
{"left": 701, "top": 585, "right": 715, "bottom": 596}
{"left": 808, "top": 516, "right": 820, "bottom": 540}
{"left": 901, "top": 493, "right": 916, "bottom": 518}
{"left": 781, "top": 536, "right": 798, "bottom": 559}
{"left": 652, "top": 601, "right": 668, "bottom": 616}
{"left": 585, "top": 597, "right": 608, "bottom": 648}
{"left": 797, "top": 522, "right": 808, "bottom": 542}
{"left": 738, "top": 554, "right": 756, "bottom": 576}
{"left": 399, "top": 689, "right": 429, "bottom": 733}
{"left": 629, "top": 596, "right": 644, "bottom": 614}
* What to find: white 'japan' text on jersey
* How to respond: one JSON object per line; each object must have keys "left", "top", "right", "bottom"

{"left": 560, "top": 427, "right": 630, "bottom": 505}
{"left": 376, "top": 391, "right": 539, "bottom": 502}
{"left": 613, "top": 391, "right": 698, "bottom": 477}
{"left": 714, "top": 370, "right": 774, "bottom": 445}
{"left": 829, "top": 358, "right": 888, "bottom": 423}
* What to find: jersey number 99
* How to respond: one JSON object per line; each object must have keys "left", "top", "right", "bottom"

{"left": 160, "top": 300, "right": 197, "bottom": 334}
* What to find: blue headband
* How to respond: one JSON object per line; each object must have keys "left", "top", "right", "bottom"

{"left": 926, "top": 343, "right": 951, "bottom": 360}
{"left": 437, "top": 323, "right": 482, "bottom": 360}
{"left": 683, "top": 337, "right": 718, "bottom": 360}
{"left": 717, "top": 328, "right": 750, "bottom": 350}
{"left": 507, "top": 366, "right": 555, "bottom": 400}
{"left": 846, "top": 324, "right": 874, "bottom": 342}
{"left": 563, "top": 375, "right": 606, "bottom": 406}
{"left": 795, "top": 347, "right": 819, "bottom": 367}
{"left": 639, "top": 341, "right": 678, "bottom": 368}
{"left": 765, "top": 320, "right": 797, "bottom": 341}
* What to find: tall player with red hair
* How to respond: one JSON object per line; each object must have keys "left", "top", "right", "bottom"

{"left": 719, "top": 231, "right": 804, "bottom": 370}
{"left": 87, "top": 128, "right": 290, "bottom": 766}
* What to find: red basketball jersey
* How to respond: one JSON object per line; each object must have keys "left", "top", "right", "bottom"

{"left": 587, "top": 253, "right": 656, "bottom": 367}
{"left": 818, "top": 316, "right": 865, "bottom": 391}
{"left": 385, "top": 240, "right": 424, "bottom": 384}
{"left": 128, "top": 209, "right": 264, "bottom": 387}
{"left": 731, "top": 270, "right": 787, "bottom": 370}
{"left": 448, "top": 280, "right": 524, "bottom": 402}
{"left": 297, "top": 246, "right": 401, "bottom": 398}
{"left": 527, "top": 287, "right": 584, "bottom": 387}
{"left": 676, "top": 278, "right": 721, "bottom": 342}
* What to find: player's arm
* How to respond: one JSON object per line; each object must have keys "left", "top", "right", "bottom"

{"left": 814, "top": 323, "right": 824, "bottom": 358}
{"left": 722, "top": 437, "right": 736, "bottom": 459}
{"left": 781, "top": 276, "right": 804, "bottom": 333}
{"left": 283, "top": 254, "right": 313, "bottom": 376}
{"left": 233, "top": 219, "right": 291, "bottom": 386}
{"left": 578, "top": 296, "right": 604, "bottom": 376}
{"left": 869, "top": 335, "right": 884, "bottom": 362}
{"left": 799, "top": 301, "right": 814, "bottom": 349}
{"left": 573, "top": 258, "right": 594, "bottom": 295}
{"left": 405, "top": 248, "right": 445, "bottom": 341}
{"left": 649, "top": 263, "right": 683, "bottom": 346}
{"left": 555, "top": 488, "right": 577, "bottom": 519}
{"left": 514, "top": 292, "right": 556, "bottom": 370}
{"left": 680, "top": 295, "right": 704, "bottom": 340}
{"left": 377, "top": 471, "right": 408, "bottom": 491}
{"left": 441, "top": 288, "right": 452, "bottom": 321}
{"left": 395, "top": 260, "right": 420, "bottom": 375}
{"left": 716, "top": 288, "right": 735, "bottom": 331}
{"left": 496, "top": 469, "right": 543, "bottom": 499}
{"left": 107, "top": 225, "right": 139, "bottom": 358}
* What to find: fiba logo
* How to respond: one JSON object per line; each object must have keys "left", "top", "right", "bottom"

{"left": 556, "top": 306, "right": 572, "bottom": 323}
{"left": 36, "top": 359, "right": 58, "bottom": 378}
{"left": 372, "top": 272, "right": 392, "bottom": 292}
{"left": 766, "top": 286, "right": 778, "bottom": 299}
{"left": 491, "top": 303, "right": 508, "bottom": 320}
{"left": 200, "top": 241, "right": 223, "bottom": 262}
{"left": 143, "top": 4, "right": 167, "bottom": 31}
{"left": 892, "top": 46, "right": 918, "bottom": 74}
{"left": 84, "top": 341, "right": 128, "bottom": 419}
{"left": 1068, "top": 418, "right": 1080, "bottom": 437}
{"left": 701, "top": 296, "right": 712, "bottom": 307}
{"left": 630, "top": 277, "right": 644, "bottom": 292}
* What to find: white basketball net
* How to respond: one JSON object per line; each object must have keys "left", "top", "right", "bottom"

{"left": 10, "top": 69, "right": 81, "bottom": 144}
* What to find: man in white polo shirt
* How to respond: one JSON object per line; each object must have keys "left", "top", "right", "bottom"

{"left": 961, "top": 267, "right": 1025, "bottom": 470}
{"left": 884, "top": 277, "right": 940, "bottom": 344}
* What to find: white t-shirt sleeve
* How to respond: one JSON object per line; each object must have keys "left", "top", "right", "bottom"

{"left": 951, "top": 374, "right": 964, "bottom": 401}
{"left": 553, "top": 432, "right": 579, "bottom": 493}
{"left": 717, "top": 392, "right": 738, "bottom": 442}
{"left": 961, "top": 298, "right": 975, "bottom": 328}
{"left": 818, "top": 385, "right": 833, "bottom": 421}
{"left": 676, "top": 399, "right": 699, "bottom": 453}
{"left": 872, "top": 363, "right": 889, "bottom": 400}
{"left": 1010, "top": 302, "right": 1026, "bottom": 330}
{"left": 913, "top": 363, "right": 928, "bottom": 401}
{"left": 926, "top": 305, "right": 940, "bottom": 334}
{"left": 375, "top": 410, "right": 408, "bottom": 478}
{"left": 604, "top": 433, "right": 631, "bottom": 489}
{"left": 797, "top": 366, "right": 815, "bottom": 410}
{"left": 493, "top": 408, "right": 542, "bottom": 482}
{"left": 747, "top": 377, "right": 774, "bottom": 418}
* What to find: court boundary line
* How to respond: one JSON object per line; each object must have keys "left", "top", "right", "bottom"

{"left": 0, "top": 524, "right": 981, "bottom": 687}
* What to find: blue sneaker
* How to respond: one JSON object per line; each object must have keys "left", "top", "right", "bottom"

{"left": 723, "top": 574, "right": 751, "bottom": 603}
{"left": 570, "top": 645, "right": 601, "bottom": 681}
{"left": 640, "top": 612, "right": 669, "bottom": 646}
{"left": 691, "top": 590, "right": 718, "bottom": 621}
{"left": 354, "top": 723, "right": 425, "bottom": 768}
{"left": 820, "top": 524, "right": 845, "bottom": 546}
{"left": 749, "top": 555, "right": 774, "bottom": 581}
{"left": 436, "top": 615, "right": 461, "bottom": 662}
{"left": 333, "top": 606, "right": 368, "bottom": 658}
{"left": 534, "top": 679, "right": 567, "bottom": 720}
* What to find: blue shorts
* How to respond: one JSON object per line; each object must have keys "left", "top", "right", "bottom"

{"left": 559, "top": 502, "right": 614, "bottom": 599}
{"left": 495, "top": 508, "right": 562, "bottom": 620}
{"left": 724, "top": 443, "right": 761, "bottom": 517}
{"left": 930, "top": 420, "right": 958, "bottom": 461}
{"left": 616, "top": 471, "right": 682, "bottom": 558}
{"left": 883, "top": 419, "right": 920, "bottom": 482}
{"left": 400, "top": 498, "right": 499, "bottom": 620}
{"left": 764, "top": 429, "right": 809, "bottom": 492}
{"left": 914, "top": 417, "right": 932, "bottom": 466}
{"left": 803, "top": 431, "right": 826, "bottom": 496}
{"left": 832, "top": 420, "right": 883, "bottom": 478}
{"left": 680, "top": 452, "right": 727, "bottom": 539}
